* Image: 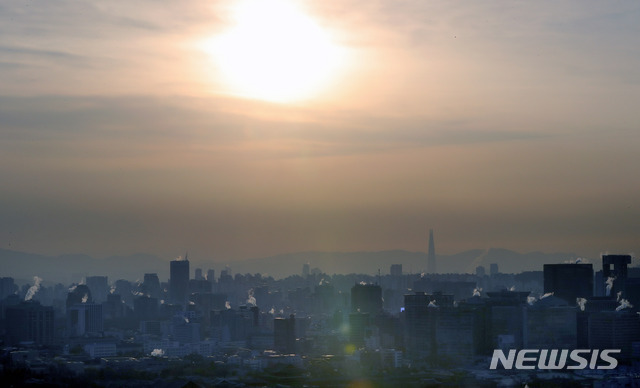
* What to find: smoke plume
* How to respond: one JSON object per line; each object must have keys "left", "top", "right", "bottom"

{"left": 616, "top": 299, "right": 633, "bottom": 312}
{"left": 24, "top": 276, "right": 43, "bottom": 301}
{"left": 605, "top": 277, "right": 615, "bottom": 296}
{"left": 247, "top": 289, "right": 256, "bottom": 306}
{"left": 576, "top": 298, "right": 587, "bottom": 311}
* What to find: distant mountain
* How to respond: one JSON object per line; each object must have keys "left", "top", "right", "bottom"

{"left": 0, "top": 247, "right": 591, "bottom": 285}
{"left": 219, "top": 248, "right": 583, "bottom": 277}
{"left": 0, "top": 249, "right": 167, "bottom": 284}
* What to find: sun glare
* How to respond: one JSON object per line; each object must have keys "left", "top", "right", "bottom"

{"left": 203, "top": 0, "right": 344, "bottom": 103}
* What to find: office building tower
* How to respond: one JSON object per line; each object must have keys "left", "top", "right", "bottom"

{"left": 0, "top": 277, "right": 16, "bottom": 300}
{"left": 274, "top": 314, "right": 296, "bottom": 354}
{"left": 427, "top": 229, "right": 436, "bottom": 274}
{"left": 543, "top": 263, "right": 593, "bottom": 304}
{"left": 349, "top": 312, "right": 371, "bottom": 347}
{"left": 85, "top": 276, "right": 109, "bottom": 303}
{"left": 525, "top": 295, "right": 577, "bottom": 348}
{"left": 404, "top": 292, "right": 438, "bottom": 360}
{"left": 390, "top": 264, "right": 402, "bottom": 277}
{"left": 143, "top": 273, "right": 161, "bottom": 298}
{"left": 302, "top": 263, "right": 310, "bottom": 278}
{"left": 170, "top": 258, "right": 190, "bottom": 304}
{"left": 589, "top": 310, "right": 640, "bottom": 359}
{"left": 207, "top": 269, "right": 215, "bottom": 283}
{"left": 195, "top": 268, "right": 203, "bottom": 280}
{"left": 5, "top": 301, "right": 54, "bottom": 346}
{"left": 351, "top": 283, "right": 382, "bottom": 314}
{"left": 490, "top": 263, "right": 499, "bottom": 276}
{"left": 68, "top": 303, "right": 103, "bottom": 336}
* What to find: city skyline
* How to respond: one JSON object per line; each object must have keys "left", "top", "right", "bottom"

{"left": 1, "top": 1, "right": 640, "bottom": 264}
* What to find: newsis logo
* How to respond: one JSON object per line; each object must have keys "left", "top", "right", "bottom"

{"left": 490, "top": 349, "right": 621, "bottom": 370}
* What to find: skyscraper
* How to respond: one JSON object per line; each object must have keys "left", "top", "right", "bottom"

{"left": 170, "top": 258, "right": 190, "bottom": 305}
{"left": 427, "top": 229, "right": 436, "bottom": 274}
{"left": 5, "top": 301, "right": 54, "bottom": 346}
{"left": 543, "top": 263, "right": 593, "bottom": 304}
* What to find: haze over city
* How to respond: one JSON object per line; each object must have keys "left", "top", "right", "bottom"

{"left": 1, "top": 0, "right": 640, "bottom": 264}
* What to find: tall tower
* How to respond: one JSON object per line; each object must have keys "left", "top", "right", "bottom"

{"left": 170, "top": 257, "right": 190, "bottom": 305}
{"left": 427, "top": 229, "right": 436, "bottom": 274}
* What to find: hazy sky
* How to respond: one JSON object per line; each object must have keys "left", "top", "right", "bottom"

{"left": 1, "top": 0, "right": 639, "bottom": 262}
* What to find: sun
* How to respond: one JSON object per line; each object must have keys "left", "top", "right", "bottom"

{"left": 203, "top": 0, "right": 344, "bottom": 103}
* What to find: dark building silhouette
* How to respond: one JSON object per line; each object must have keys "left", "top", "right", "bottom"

{"left": 390, "top": 264, "right": 402, "bottom": 277}
{"left": 351, "top": 283, "right": 382, "bottom": 314}
{"left": 0, "top": 277, "right": 16, "bottom": 300}
{"left": 274, "top": 314, "right": 296, "bottom": 354}
{"left": 543, "top": 263, "right": 593, "bottom": 304}
{"left": 589, "top": 310, "right": 640, "bottom": 359}
{"left": 5, "top": 301, "right": 54, "bottom": 346}
{"left": 404, "top": 292, "right": 438, "bottom": 361}
{"left": 427, "top": 229, "right": 436, "bottom": 274}
{"left": 142, "top": 273, "right": 161, "bottom": 298}
{"left": 170, "top": 259, "right": 190, "bottom": 304}
{"left": 85, "top": 276, "right": 109, "bottom": 303}
{"left": 68, "top": 303, "right": 103, "bottom": 336}
{"left": 349, "top": 312, "right": 371, "bottom": 347}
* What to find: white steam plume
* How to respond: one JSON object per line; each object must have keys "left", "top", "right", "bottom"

{"left": 576, "top": 298, "right": 587, "bottom": 311}
{"left": 428, "top": 300, "right": 438, "bottom": 308}
{"left": 606, "top": 277, "right": 615, "bottom": 296}
{"left": 151, "top": 349, "right": 164, "bottom": 357}
{"left": 616, "top": 299, "right": 633, "bottom": 312}
{"left": 225, "top": 301, "right": 231, "bottom": 309}
{"left": 24, "top": 276, "right": 43, "bottom": 301}
{"left": 82, "top": 294, "right": 88, "bottom": 303}
{"left": 472, "top": 288, "right": 482, "bottom": 297}
{"left": 247, "top": 289, "right": 256, "bottom": 306}
{"left": 540, "top": 292, "right": 554, "bottom": 299}
{"left": 527, "top": 296, "right": 537, "bottom": 306}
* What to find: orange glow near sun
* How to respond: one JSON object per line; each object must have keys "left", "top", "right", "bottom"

{"left": 202, "top": 0, "right": 345, "bottom": 103}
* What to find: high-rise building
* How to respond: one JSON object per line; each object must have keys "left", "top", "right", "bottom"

{"left": 302, "top": 263, "right": 310, "bottom": 278}
{"left": 427, "top": 229, "right": 436, "bottom": 274}
{"left": 195, "top": 268, "right": 203, "bottom": 280}
{"left": 68, "top": 303, "right": 103, "bottom": 336}
{"left": 0, "top": 277, "right": 16, "bottom": 300}
{"left": 142, "top": 273, "right": 161, "bottom": 298}
{"left": 390, "top": 264, "right": 402, "bottom": 277}
{"left": 5, "top": 301, "right": 54, "bottom": 346}
{"left": 274, "top": 314, "right": 296, "bottom": 354}
{"left": 206, "top": 269, "right": 215, "bottom": 283}
{"left": 543, "top": 263, "right": 593, "bottom": 304}
{"left": 85, "top": 276, "right": 109, "bottom": 303}
{"left": 170, "top": 258, "right": 190, "bottom": 304}
{"left": 351, "top": 283, "right": 382, "bottom": 314}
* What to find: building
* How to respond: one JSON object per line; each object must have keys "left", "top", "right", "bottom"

{"left": 543, "top": 263, "right": 593, "bottom": 304}
{"left": 525, "top": 295, "right": 577, "bottom": 348}
{"left": 351, "top": 283, "right": 382, "bottom": 314}
{"left": 274, "top": 314, "right": 296, "bottom": 354}
{"left": 404, "top": 292, "right": 438, "bottom": 361}
{"left": 589, "top": 310, "right": 640, "bottom": 359}
{"left": 142, "top": 273, "right": 161, "bottom": 298}
{"left": 170, "top": 259, "right": 190, "bottom": 305}
{"left": 68, "top": 303, "right": 103, "bottom": 336}
{"left": 5, "top": 301, "right": 54, "bottom": 346}
{"left": 390, "top": 264, "right": 402, "bottom": 277}
{"left": 85, "top": 276, "right": 109, "bottom": 303}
